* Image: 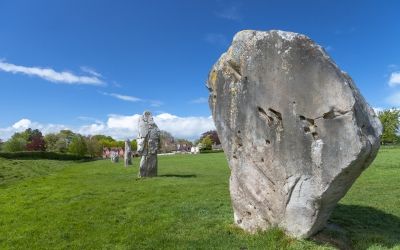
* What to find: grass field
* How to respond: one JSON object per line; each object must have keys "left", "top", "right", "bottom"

{"left": 0, "top": 148, "right": 399, "bottom": 249}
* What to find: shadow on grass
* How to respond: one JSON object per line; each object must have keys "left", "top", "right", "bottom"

{"left": 158, "top": 174, "right": 197, "bottom": 178}
{"left": 314, "top": 204, "right": 400, "bottom": 249}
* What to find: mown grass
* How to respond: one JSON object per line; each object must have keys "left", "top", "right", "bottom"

{"left": 0, "top": 147, "right": 399, "bottom": 249}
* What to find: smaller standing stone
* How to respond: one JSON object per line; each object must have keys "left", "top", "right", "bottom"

{"left": 110, "top": 150, "right": 119, "bottom": 163}
{"left": 137, "top": 111, "right": 160, "bottom": 177}
{"left": 124, "top": 139, "right": 132, "bottom": 167}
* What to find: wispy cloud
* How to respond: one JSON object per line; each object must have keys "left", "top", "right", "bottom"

{"left": 149, "top": 100, "right": 163, "bottom": 107}
{"left": 100, "top": 91, "right": 142, "bottom": 102}
{"left": 80, "top": 66, "right": 102, "bottom": 77}
{"left": 99, "top": 91, "right": 163, "bottom": 107}
{"left": 389, "top": 72, "right": 400, "bottom": 87}
{"left": 215, "top": 2, "right": 242, "bottom": 21}
{"left": 190, "top": 97, "right": 208, "bottom": 104}
{"left": 205, "top": 33, "right": 228, "bottom": 46}
{"left": 0, "top": 60, "right": 104, "bottom": 86}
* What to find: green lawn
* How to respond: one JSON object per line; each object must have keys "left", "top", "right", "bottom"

{"left": 0, "top": 148, "right": 399, "bottom": 249}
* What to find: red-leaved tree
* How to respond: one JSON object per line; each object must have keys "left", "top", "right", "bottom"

{"left": 26, "top": 134, "right": 46, "bottom": 151}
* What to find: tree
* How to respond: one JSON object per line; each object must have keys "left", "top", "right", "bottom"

{"left": 85, "top": 136, "right": 103, "bottom": 158}
{"left": 130, "top": 139, "right": 137, "bottom": 151}
{"left": 26, "top": 134, "right": 46, "bottom": 151}
{"left": 68, "top": 135, "right": 87, "bottom": 156}
{"left": 378, "top": 109, "right": 400, "bottom": 144}
{"left": 0, "top": 139, "right": 3, "bottom": 151}
{"left": 3, "top": 137, "right": 27, "bottom": 152}
{"left": 200, "top": 130, "right": 220, "bottom": 145}
{"left": 44, "top": 133, "right": 59, "bottom": 152}
{"left": 201, "top": 135, "right": 213, "bottom": 150}
{"left": 159, "top": 130, "right": 175, "bottom": 153}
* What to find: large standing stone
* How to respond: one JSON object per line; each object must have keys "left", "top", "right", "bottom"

{"left": 137, "top": 111, "right": 160, "bottom": 177}
{"left": 207, "top": 30, "right": 382, "bottom": 238}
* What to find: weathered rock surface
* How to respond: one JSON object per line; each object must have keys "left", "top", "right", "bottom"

{"left": 137, "top": 111, "right": 160, "bottom": 177}
{"left": 207, "top": 30, "right": 382, "bottom": 238}
{"left": 110, "top": 151, "right": 119, "bottom": 163}
{"left": 124, "top": 139, "right": 132, "bottom": 167}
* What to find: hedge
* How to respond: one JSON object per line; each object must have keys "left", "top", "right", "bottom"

{"left": 200, "top": 149, "right": 224, "bottom": 154}
{"left": 0, "top": 151, "right": 92, "bottom": 161}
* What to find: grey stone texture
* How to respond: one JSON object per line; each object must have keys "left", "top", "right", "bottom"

{"left": 124, "top": 139, "right": 132, "bottom": 167}
{"left": 137, "top": 111, "right": 160, "bottom": 177}
{"left": 207, "top": 30, "right": 382, "bottom": 238}
{"left": 110, "top": 151, "right": 119, "bottom": 163}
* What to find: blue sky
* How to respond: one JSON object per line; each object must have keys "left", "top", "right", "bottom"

{"left": 0, "top": 0, "right": 399, "bottom": 140}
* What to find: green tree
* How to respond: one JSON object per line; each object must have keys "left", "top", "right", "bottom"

{"left": 44, "top": 133, "right": 59, "bottom": 152}
{"left": 44, "top": 132, "right": 70, "bottom": 153}
{"left": 116, "top": 141, "right": 125, "bottom": 148}
{"left": 201, "top": 135, "right": 213, "bottom": 150}
{"left": 68, "top": 135, "right": 88, "bottom": 156}
{"left": 130, "top": 139, "right": 137, "bottom": 151}
{"left": 86, "top": 136, "right": 103, "bottom": 158}
{"left": 200, "top": 130, "right": 220, "bottom": 145}
{"left": 3, "top": 137, "right": 27, "bottom": 152}
{"left": 378, "top": 109, "right": 400, "bottom": 144}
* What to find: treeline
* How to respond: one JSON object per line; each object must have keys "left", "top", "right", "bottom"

{"left": 0, "top": 128, "right": 224, "bottom": 157}
{"left": 0, "top": 128, "right": 137, "bottom": 158}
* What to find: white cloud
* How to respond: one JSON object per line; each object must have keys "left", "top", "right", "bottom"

{"left": 101, "top": 92, "right": 142, "bottom": 102}
{"left": 0, "top": 60, "right": 104, "bottom": 86}
{"left": 12, "top": 119, "right": 32, "bottom": 130}
{"left": 386, "top": 91, "right": 400, "bottom": 106}
{"left": 103, "top": 113, "right": 214, "bottom": 139}
{"left": 0, "top": 119, "right": 69, "bottom": 140}
{"left": 389, "top": 72, "right": 400, "bottom": 87}
{"left": 0, "top": 113, "right": 215, "bottom": 141}
{"left": 190, "top": 97, "right": 208, "bottom": 104}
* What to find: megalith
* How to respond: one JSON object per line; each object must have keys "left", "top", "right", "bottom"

{"left": 137, "top": 111, "right": 160, "bottom": 177}
{"left": 207, "top": 30, "right": 382, "bottom": 238}
{"left": 124, "top": 139, "right": 132, "bottom": 167}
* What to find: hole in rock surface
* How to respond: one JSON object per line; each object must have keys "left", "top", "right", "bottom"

{"left": 268, "top": 108, "right": 282, "bottom": 121}
{"left": 323, "top": 109, "right": 336, "bottom": 119}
